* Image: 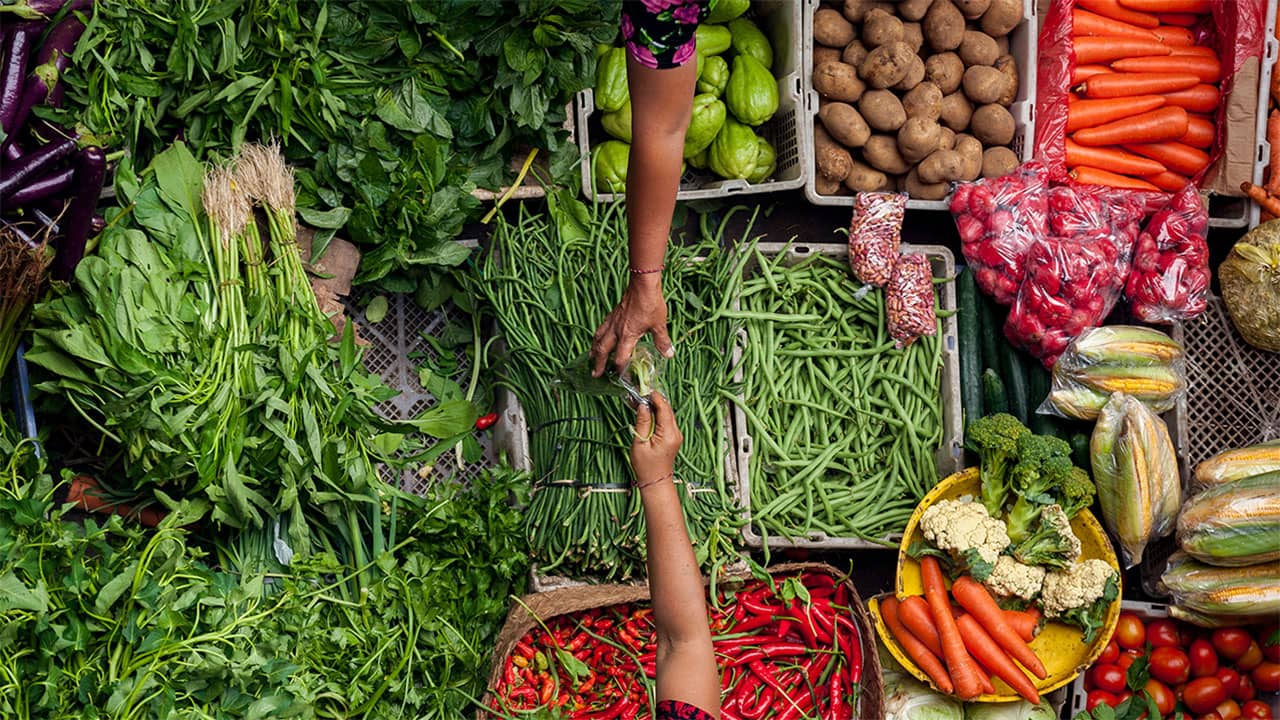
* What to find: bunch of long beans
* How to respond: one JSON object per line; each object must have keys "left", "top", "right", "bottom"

{"left": 730, "top": 248, "right": 944, "bottom": 545}
{"left": 471, "top": 197, "right": 747, "bottom": 581}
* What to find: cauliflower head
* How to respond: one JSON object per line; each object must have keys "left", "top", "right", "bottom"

{"left": 919, "top": 499, "right": 1012, "bottom": 578}
{"left": 1040, "top": 559, "right": 1120, "bottom": 644}
{"left": 985, "top": 556, "right": 1046, "bottom": 601}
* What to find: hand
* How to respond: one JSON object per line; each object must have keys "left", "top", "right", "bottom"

{"left": 631, "top": 392, "right": 682, "bottom": 488}
{"left": 591, "top": 275, "right": 675, "bottom": 377}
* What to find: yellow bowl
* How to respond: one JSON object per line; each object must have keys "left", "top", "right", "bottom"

{"left": 871, "top": 467, "right": 1122, "bottom": 703}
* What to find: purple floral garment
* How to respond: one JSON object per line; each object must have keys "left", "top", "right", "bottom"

{"left": 656, "top": 699, "right": 716, "bottom": 720}
{"left": 621, "top": 0, "right": 713, "bottom": 69}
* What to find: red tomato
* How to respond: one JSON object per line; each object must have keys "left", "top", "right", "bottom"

{"left": 1145, "top": 678, "right": 1177, "bottom": 716}
{"left": 1215, "top": 629, "right": 1253, "bottom": 662}
{"left": 1250, "top": 661, "right": 1280, "bottom": 692}
{"left": 1217, "top": 668, "right": 1243, "bottom": 697}
{"left": 1151, "top": 646, "right": 1192, "bottom": 685}
{"left": 1237, "top": 642, "right": 1263, "bottom": 672}
{"left": 1092, "top": 663, "right": 1128, "bottom": 694}
{"left": 1200, "top": 713, "right": 1225, "bottom": 720}
{"left": 1119, "top": 654, "right": 1139, "bottom": 672}
{"left": 1148, "top": 619, "right": 1182, "bottom": 648}
{"left": 1235, "top": 675, "right": 1256, "bottom": 702}
{"left": 1185, "top": 677, "right": 1230, "bottom": 714}
{"left": 1099, "top": 640, "right": 1120, "bottom": 665}
{"left": 1260, "top": 625, "right": 1280, "bottom": 663}
{"left": 1116, "top": 613, "right": 1147, "bottom": 649}
{"left": 1242, "top": 700, "right": 1271, "bottom": 719}
{"left": 1217, "top": 700, "right": 1243, "bottom": 720}
{"left": 1087, "top": 690, "right": 1119, "bottom": 711}
{"left": 1191, "top": 639, "right": 1222, "bottom": 677}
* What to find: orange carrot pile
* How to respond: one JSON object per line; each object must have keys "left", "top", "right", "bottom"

{"left": 1260, "top": 20, "right": 1280, "bottom": 221}
{"left": 1066, "top": 0, "right": 1222, "bottom": 192}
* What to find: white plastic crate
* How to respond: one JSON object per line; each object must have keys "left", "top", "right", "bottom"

{"left": 1247, "top": 0, "right": 1278, "bottom": 228}
{"left": 801, "top": 0, "right": 1038, "bottom": 210}
{"left": 1067, "top": 600, "right": 1169, "bottom": 717}
{"left": 732, "top": 243, "right": 963, "bottom": 551}
{"left": 578, "top": 0, "right": 806, "bottom": 201}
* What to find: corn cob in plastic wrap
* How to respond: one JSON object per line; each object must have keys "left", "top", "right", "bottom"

{"left": 1177, "top": 471, "right": 1280, "bottom": 567}
{"left": 1192, "top": 440, "right": 1280, "bottom": 490}
{"left": 1043, "top": 325, "right": 1186, "bottom": 421}
{"left": 1160, "top": 551, "right": 1280, "bottom": 627}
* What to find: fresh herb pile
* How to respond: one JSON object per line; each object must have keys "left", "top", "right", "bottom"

{"left": 53, "top": 0, "right": 619, "bottom": 292}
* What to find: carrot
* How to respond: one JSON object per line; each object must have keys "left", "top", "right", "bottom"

{"left": 1077, "top": 0, "right": 1159, "bottom": 28}
{"left": 1082, "top": 72, "right": 1200, "bottom": 98}
{"left": 1072, "top": 166, "right": 1163, "bottom": 190}
{"left": 1073, "top": 65, "right": 1116, "bottom": 84}
{"left": 1264, "top": 211, "right": 1277, "bottom": 223}
{"left": 1179, "top": 115, "right": 1215, "bottom": 149}
{"left": 1111, "top": 54, "right": 1220, "bottom": 82}
{"left": 1117, "top": 0, "right": 1210, "bottom": 13}
{"left": 1161, "top": 84, "right": 1220, "bottom": 113}
{"left": 1125, "top": 141, "right": 1211, "bottom": 175}
{"left": 1150, "top": 25, "right": 1195, "bottom": 45}
{"left": 1004, "top": 608, "right": 1042, "bottom": 643}
{"left": 921, "top": 557, "right": 985, "bottom": 700}
{"left": 1168, "top": 45, "right": 1218, "bottom": 58}
{"left": 1242, "top": 182, "right": 1280, "bottom": 217}
{"left": 898, "top": 595, "right": 946, "bottom": 658}
{"left": 1072, "top": 36, "right": 1171, "bottom": 64}
{"left": 1067, "top": 139, "right": 1166, "bottom": 175}
{"left": 882, "top": 596, "right": 955, "bottom": 694}
{"left": 1159, "top": 12, "right": 1199, "bottom": 26}
{"left": 956, "top": 614, "right": 1043, "bottom": 705}
{"left": 1067, "top": 95, "right": 1167, "bottom": 132}
{"left": 951, "top": 577, "right": 1048, "bottom": 680}
{"left": 1146, "top": 169, "right": 1194, "bottom": 191}
{"left": 1072, "top": 8, "right": 1158, "bottom": 38}
{"left": 1074, "top": 107, "right": 1189, "bottom": 146}
{"left": 1267, "top": 110, "right": 1280, "bottom": 193}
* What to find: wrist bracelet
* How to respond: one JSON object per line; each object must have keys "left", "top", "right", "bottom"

{"left": 633, "top": 471, "right": 673, "bottom": 490}
{"left": 629, "top": 265, "right": 664, "bottom": 275}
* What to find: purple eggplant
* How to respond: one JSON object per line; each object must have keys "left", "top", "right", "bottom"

{"left": 0, "top": 0, "right": 91, "bottom": 21}
{"left": 5, "top": 163, "right": 72, "bottom": 206}
{"left": 0, "top": 10, "right": 87, "bottom": 148}
{"left": 0, "top": 23, "right": 38, "bottom": 132}
{"left": 89, "top": 212, "right": 103, "bottom": 233}
{"left": 50, "top": 144, "right": 102, "bottom": 280}
{"left": 3, "top": 141, "right": 23, "bottom": 163}
{"left": 0, "top": 134, "right": 75, "bottom": 200}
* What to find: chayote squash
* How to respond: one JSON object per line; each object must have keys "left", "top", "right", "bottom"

{"left": 601, "top": 100, "right": 632, "bottom": 143}
{"left": 593, "top": 140, "right": 630, "bottom": 193}
{"left": 683, "top": 93, "right": 727, "bottom": 158}
{"left": 729, "top": 17, "right": 773, "bottom": 69}
{"left": 697, "top": 54, "right": 730, "bottom": 97}
{"left": 595, "top": 47, "right": 629, "bottom": 113}
{"left": 595, "top": 43, "right": 612, "bottom": 58}
{"left": 746, "top": 136, "right": 776, "bottom": 183}
{"left": 696, "top": 25, "right": 732, "bottom": 56}
{"left": 688, "top": 148, "right": 709, "bottom": 170}
{"left": 725, "top": 54, "right": 778, "bottom": 126}
{"left": 707, "top": 0, "right": 750, "bottom": 24}
{"left": 708, "top": 118, "right": 761, "bottom": 180}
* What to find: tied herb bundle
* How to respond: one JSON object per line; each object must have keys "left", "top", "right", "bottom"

{"left": 25, "top": 142, "right": 476, "bottom": 586}
{"left": 468, "top": 196, "right": 747, "bottom": 582}
{"left": 0, "top": 222, "right": 52, "bottom": 380}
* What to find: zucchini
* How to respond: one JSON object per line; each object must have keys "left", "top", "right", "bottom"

{"left": 1002, "top": 340, "right": 1032, "bottom": 425}
{"left": 983, "top": 369, "right": 1009, "bottom": 415}
{"left": 957, "top": 268, "right": 983, "bottom": 426}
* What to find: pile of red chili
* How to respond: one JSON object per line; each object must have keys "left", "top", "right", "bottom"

{"left": 486, "top": 571, "right": 865, "bottom": 720}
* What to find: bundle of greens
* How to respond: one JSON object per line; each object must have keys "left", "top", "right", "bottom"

{"left": 467, "top": 196, "right": 746, "bottom": 581}
{"left": 52, "top": 0, "right": 620, "bottom": 293}
{"left": 0, "top": 224, "right": 52, "bottom": 380}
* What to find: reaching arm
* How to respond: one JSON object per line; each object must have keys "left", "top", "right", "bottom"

{"left": 632, "top": 393, "right": 720, "bottom": 717}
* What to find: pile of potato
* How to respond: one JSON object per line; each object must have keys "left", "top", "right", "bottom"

{"left": 811, "top": 0, "right": 1024, "bottom": 199}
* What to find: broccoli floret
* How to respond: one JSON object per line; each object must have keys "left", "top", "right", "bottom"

{"left": 966, "top": 413, "right": 1031, "bottom": 517}
{"left": 1006, "top": 435, "right": 1074, "bottom": 543}
{"left": 1057, "top": 466, "right": 1097, "bottom": 519}
{"left": 1012, "top": 504, "right": 1082, "bottom": 570}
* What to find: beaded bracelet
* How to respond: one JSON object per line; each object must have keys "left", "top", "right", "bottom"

{"left": 633, "top": 471, "right": 673, "bottom": 490}
{"left": 629, "top": 264, "right": 664, "bottom": 275}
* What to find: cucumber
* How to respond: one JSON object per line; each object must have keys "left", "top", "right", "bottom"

{"left": 1001, "top": 341, "right": 1032, "bottom": 425}
{"left": 978, "top": 294, "right": 1003, "bottom": 380}
{"left": 957, "top": 268, "right": 983, "bottom": 426}
{"left": 1071, "top": 433, "right": 1091, "bottom": 470}
{"left": 983, "top": 369, "right": 1009, "bottom": 415}
{"left": 1027, "top": 363, "right": 1061, "bottom": 437}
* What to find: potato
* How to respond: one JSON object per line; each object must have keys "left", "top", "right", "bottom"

{"left": 897, "top": 0, "right": 933, "bottom": 22}
{"left": 938, "top": 92, "right": 973, "bottom": 131}
{"left": 813, "top": 62, "right": 867, "bottom": 102}
{"left": 905, "top": 167, "right": 950, "bottom": 200}
{"left": 962, "top": 65, "right": 1007, "bottom": 104}
{"left": 994, "top": 34, "right": 1010, "bottom": 55}
{"left": 860, "top": 41, "right": 915, "bottom": 89}
{"left": 937, "top": 126, "right": 957, "bottom": 151}
{"left": 902, "top": 81, "right": 943, "bottom": 121}
{"left": 858, "top": 90, "right": 907, "bottom": 131}
{"left": 815, "top": 173, "right": 845, "bottom": 195}
{"left": 959, "top": 31, "right": 999, "bottom": 66}
{"left": 814, "top": 45, "right": 843, "bottom": 67}
{"left": 982, "top": 146, "right": 1019, "bottom": 178}
{"left": 893, "top": 55, "right": 926, "bottom": 91}
{"left": 841, "top": 38, "right": 869, "bottom": 67}
{"left": 924, "top": 52, "right": 965, "bottom": 94}
{"left": 862, "top": 8, "right": 904, "bottom": 48}
{"left": 918, "top": 148, "right": 965, "bottom": 183}
{"left": 898, "top": 117, "right": 943, "bottom": 163}
{"left": 819, "top": 103, "right": 872, "bottom": 148}
{"left": 981, "top": 0, "right": 1022, "bottom": 37}
{"left": 993, "top": 54, "right": 1019, "bottom": 106}
{"left": 814, "top": 124, "right": 854, "bottom": 181}
{"left": 843, "top": 159, "right": 890, "bottom": 192}
{"left": 900, "top": 22, "right": 924, "bottom": 53}
{"left": 955, "top": 0, "right": 992, "bottom": 19}
{"left": 863, "top": 135, "right": 911, "bottom": 175}
{"left": 971, "top": 103, "right": 1016, "bottom": 145}
{"left": 842, "top": 0, "right": 893, "bottom": 23}
{"left": 924, "top": 0, "right": 965, "bottom": 52}
{"left": 815, "top": 8, "right": 857, "bottom": 47}
{"left": 954, "top": 134, "right": 983, "bottom": 180}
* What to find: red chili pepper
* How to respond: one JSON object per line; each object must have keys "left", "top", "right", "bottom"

{"left": 514, "top": 640, "right": 535, "bottom": 657}
{"left": 727, "top": 613, "right": 775, "bottom": 634}
{"left": 567, "top": 633, "right": 588, "bottom": 652}
{"left": 828, "top": 662, "right": 846, "bottom": 720}
{"left": 715, "top": 634, "right": 784, "bottom": 650}
{"left": 835, "top": 615, "right": 864, "bottom": 688}
{"left": 739, "top": 686, "right": 774, "bottom": 720}
{"left": 510, "top": 685, "right": 538, "bottom": 706}
{"left": 775, "top": 619, "right": 793, "bottom": 639}
{"left": 475, "top": 412, "right": 498, "bottom": 430}
{"left": 538, "top": 675, "right": 554, "bottom": 705}
{"left": 739, "top": 594, "right": 782, "bottom": 618}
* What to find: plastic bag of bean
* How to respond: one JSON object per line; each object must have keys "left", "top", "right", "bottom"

{"left": 951, "top": 162, "right": 1050, "bottom": 305}
{"left": 1125, "top": 184, "right": 1210, "bottom": 324}
{"left": 886, "top": 253, "right": 937, "bottom": 348}
{"left": 848, "top": 192, "right": 907, "bottom": 287}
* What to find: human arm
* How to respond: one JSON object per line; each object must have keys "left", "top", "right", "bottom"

{"left": 631, "top": 393, "right": 720, "bottom": 717}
